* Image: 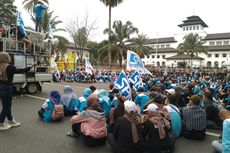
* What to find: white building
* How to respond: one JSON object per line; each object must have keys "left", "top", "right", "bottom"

{"left": 142, "top": 15, "right": 230, "bottom": 68}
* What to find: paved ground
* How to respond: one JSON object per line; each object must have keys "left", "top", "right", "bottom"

{"left": 0, "top": 82, "right": 219, "bottom": 153}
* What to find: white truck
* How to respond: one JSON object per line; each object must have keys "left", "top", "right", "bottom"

{"left": 0, "top": 29, "right": 52, "bottom": 94}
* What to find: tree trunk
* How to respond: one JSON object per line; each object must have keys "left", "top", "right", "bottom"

{"left": 108, "top": 6, "right": 112, "bottom": 69}
{"left": 191, "top": 53, "right": 193, "bottom": 67}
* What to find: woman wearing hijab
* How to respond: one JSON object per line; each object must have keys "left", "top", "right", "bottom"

{"left": 68, "top": 94, "right": 107, "bottom": 147}
{"left": 0, "top": 52, "right": 36, "bottom": 130}
{"left": 78, "top": 88, "right": 92, "bottom": 112}
{"left": 38, "top": 90, "right": 64, "bottom": 122}
{"left": 107, "top": 100, "right": 145, "bottom": 153}
{"left": 98, "top": 89, "right": 111, "bottom": 119}
{"left": 62, "top": 86, "right": 79, "bottom": 116}
{"left": 142, "top": 103, "right": 174, "bottom": 153}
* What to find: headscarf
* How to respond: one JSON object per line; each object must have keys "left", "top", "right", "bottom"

{"left": 0, "top": 52, "right": 11, "bottom": 81}
{"left": 148, "top": 112, "right": 171, "bottom": 140}
{"left": 98, "top": 89, "right": 110, "bottom": 105}
{"left": 83, "top": 88, "right": 92, "bottom": 99}
{"left": 86, "top": 93, "right": 103, "bottom": 112}
{"left": 50, "top": 90, "right": 61, "bottom": 104}
{"left": 62, "top": 86, "right": 77, "bottom": 108}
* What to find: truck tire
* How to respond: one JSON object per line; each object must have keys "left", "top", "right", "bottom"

{"left": 25, "top": 83, "right": 38, "bottom": 94}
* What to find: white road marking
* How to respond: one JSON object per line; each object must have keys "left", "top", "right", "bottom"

{"left": 24, "top": 94, "right": 47, "bottom": 101}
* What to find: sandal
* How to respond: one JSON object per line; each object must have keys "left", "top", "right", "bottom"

{"left": 67, "top": 131, "right": 80, "bottom": 138}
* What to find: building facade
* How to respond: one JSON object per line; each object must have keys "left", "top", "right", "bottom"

{"left": 142, "top": 15, "right": 230, "bottom": 67}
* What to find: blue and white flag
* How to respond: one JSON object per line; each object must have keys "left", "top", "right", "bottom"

{"left": 85, "top": 59, "right": 94, "bottom": 75}
{"left": 126, "top": 50, "right": 144, "bottom": 71}
{"left": 17, "top": 12, "right": 24, "bottom": 27}
{"left": 129, "top": 71, "right": 142, "bottom": 91}
{"left": 139, "top": 68, "right": 153, "bottom": 76}
{"left": 48, "top": 23, "right": 54, "bottom": 39}
{"left": 114, "top": 71, "right": 131, "bottom": 99}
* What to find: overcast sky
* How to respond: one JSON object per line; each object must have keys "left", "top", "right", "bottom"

{"left": 14, "top": 0, "right": 230, "bottom": 42}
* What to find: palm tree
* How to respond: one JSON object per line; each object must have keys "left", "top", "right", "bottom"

{"left": 0, "top": 0, "right": 16, "bottom": 25}
{"left": 100, "top": 0, "right": 124, "bottom": 68}
{"left": 177, "top": 33, "right": 207, "bottom": 67}
{"left": 23, "top": 0, "right": 49, "bottom": 14}
{"left": 130, "top": 34, "right": 152, "bottom": 58}
{"left": 99, "top": 20, "right": 138, "bottom": 66}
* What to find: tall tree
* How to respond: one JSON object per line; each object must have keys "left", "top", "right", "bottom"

{"left": 99, "top": 20, "right": 138, "bottom": 66}
{"left": 100, "top": 0, "right": 124, "bottom": 68}
{"left": 130, "top": 34, "right": 152, "bottom": 58}
{"left": 177, "top": 33, "right": 207, "bottom": 67}
{"left": 65, "top": 14, "right": 96, "bottom": 64}
{"left": 0, "top": 0, "right": 16, "bottom": 25}
{"left": 23, "top": 0, "right": 49, "bottom": 14}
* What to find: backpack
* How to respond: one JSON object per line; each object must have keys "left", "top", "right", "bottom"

{"left": 52, "top": 101, "right": 64, "bottom": 121}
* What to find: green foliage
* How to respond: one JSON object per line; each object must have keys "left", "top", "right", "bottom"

{"left": 100, "top": 0, "right": 124, "bottom": 7}
{"left": 23, "top": 0, "right": 49, "bottom": 14}
{"left": 0, "top": 0, "right": 16, "bottom": 25}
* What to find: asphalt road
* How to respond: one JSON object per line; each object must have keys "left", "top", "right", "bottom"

{"left": 0, "top": 82, "right": 219, "bottom": 153}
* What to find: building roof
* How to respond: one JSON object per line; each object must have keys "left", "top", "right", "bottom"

{"left": 147, "top": 37, "right": 177, "bottom": 44}
{"left": 178, "top": 15, "right": 208, "bottom": 28}
{"left": 205, "top": 33, "right": 230, "bottom": 40}
{"left": 165, "top": 54, "right": 204, "bottom": 60}
{"left": 67, "top": 43, "right": 93, "bottom": 52}
{"left": 208, "top": 45, "right": 230, "bottom": 51}
{"left": 151, "top": 48, "right": 177, "bottom": 53}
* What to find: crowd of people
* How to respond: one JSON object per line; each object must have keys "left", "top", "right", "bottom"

{"left": 37, "top": 67, "right": 230, "bottom": 153}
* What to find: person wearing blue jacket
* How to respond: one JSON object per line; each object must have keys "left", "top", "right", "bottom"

{"left": 62, "top": 86, "right": 79, "bottom": 116}
{"left": 77, "top": 88, "right": 91, "bottom": 112}
{"left": 134, "top": 87, "right": 150, "bottom": 113}
{"left": 98, "top": 89, "right": 111, "bottom": 119}
{"left": 38, "top": 90, "right": 62, "bottom": 122}
{"left": 34, "top": 1, "right": 48, "bottom": 32}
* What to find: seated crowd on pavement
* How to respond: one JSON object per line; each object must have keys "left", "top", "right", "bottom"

{"left": 37, "top": 66, "right": 230, "bottom": 153}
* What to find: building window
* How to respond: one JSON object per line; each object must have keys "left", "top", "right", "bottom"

{"left": 223, "top": 54, "right": 227, "bottom": 58}
{"left": 190, "top": 27, "right": 192, "bottom": 30}
{"left": 186, "top": 27, "right": 188, "bottom": 31}
{"left": 215, "top": 54, "right": 219, "bottom": 58}
{"left": 207, "top": 61, "right": 212, "bottom": 67}
{"left": 151, "top": 45, "right": 155, "bottom": 48}
{"left": 197, "top": 26, "right": 199, "bottom": 30}
{"left": 152, "top": 55, "right": 155, "bottom": 58}
{"left": 214, "top": 61, "right": 219, "bottom": 67}
{"left": 156, "top": 45, "right": 159, "bottom": 48}
{"left": 166, "top": 44, "right": 170, "bottom": 48}
{"left": 161, "top": 44, "right": 165, "bottom": 48}
{"left": 193, "top": 26, "right": 196, "bottom": 30}
{"left": 223, "top": 41, "right": 229, "bottom": 45}
{"left": 157, "top": 62, "right": 160, "bottom": 66}
{"left": 208, "top": 54, "right": 212, "bottom": 58}
{"left": 157, "top": 55, "right": 160, "bottom": 58}
{"left": 209, "top": 42, "right": 215, "bottom": 46}
{"left": 162, "top": 55, "right": 165, "bottom": 59}
{"left": 216, "top": 41, "right": 222, "bottom": 45}
{"left": 183, "top": 27, "right": 185, "bottom": 31}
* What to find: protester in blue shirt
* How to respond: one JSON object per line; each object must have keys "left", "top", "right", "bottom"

{"left": 134, "top": 87, "right": 150, "bottom": 113}
{"left": 34, "top": 1, "right": 48, "bottom": 32}
{"left": 98, "top": 89, "right": 111, "bottom": 119}
{"left": 77, "top": 88, "right": 91, "bottom": 112}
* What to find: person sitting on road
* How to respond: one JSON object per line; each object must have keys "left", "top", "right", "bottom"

{"left": 62, "top": 85, "right": 79, "bottom": 116}
{"left": 164, "top": 95, "right": 182, "bottom": 138}
{"left": 142, "top": 103, "right": 175, "bottom": 153}
{"left": 212, "top": 108, "right": 230, "bottom": 153}
{"left": 77, "top": 88, "right": 92, "bottom": 112}
{"left": 38, "top": 90, "right": 64, "bottom": 122}
{"left": 68, "top": 94, "right": 107, "bottom": 147}
{"left": 134, "top": 87, "right": 150, "bottom": 113}
{"left": 107, "top": 100, "right": 145, "bottom": 153}
{"left": 182, "top": 95, "right": 207, "bottom": 140}
{"left": 98, "top": 89, "right": 111, "bottom": 119}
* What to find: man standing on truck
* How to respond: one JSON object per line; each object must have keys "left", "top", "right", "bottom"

{"left": 0, "top": 52, "right": 37, "bottom": 130}
{"left": 34, "top": 1, "right": 48, "bottom": 32}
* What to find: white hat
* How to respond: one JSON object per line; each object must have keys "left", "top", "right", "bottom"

{"left": 166, "top": 89, "right": 175, "bottom": 95}
{"left": 124, "top": 100, "right": 136, "bottom": 113}
{"left": 143, "top": 103, "right": 158, "bottom": 112}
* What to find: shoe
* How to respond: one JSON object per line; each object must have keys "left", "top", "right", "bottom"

{"left": 0, "top": 123, "right": 11, "bottom": 131}
{"left": 67, "top": 131, "right": 80, "bottom": 138}
{"left": 8, "top": 119, "right": 21, "bottom": 128}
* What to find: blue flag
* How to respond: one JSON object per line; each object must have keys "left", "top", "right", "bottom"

{"left": 114, "top": 71, "right": 131, "bottom": 99}
{"left": 129, "top": 71, "right": 142, "bottom": 91}
{"left": 126, "top": 50, "right": 144, "bottom": 71}
{"left": 17, "top": 12, "right": 24, "bottom": 27}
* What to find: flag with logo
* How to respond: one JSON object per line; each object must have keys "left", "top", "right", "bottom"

{"left": 126, "top": 50, "right": 144, "bottom": 71}
{"left": 139, "top": 68, "right": 153, "bottom": 76}
{"left": 114, "top": 71, "right": 131, "bottom": 99}
{"left": 129, "top": 71, "right": 143, "bottom": 91}
{"left": 85, "top": 59, "right": 94, "bottom": 75}
{"left": 17, "top": 11, "right": 27, "bottom": 39}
